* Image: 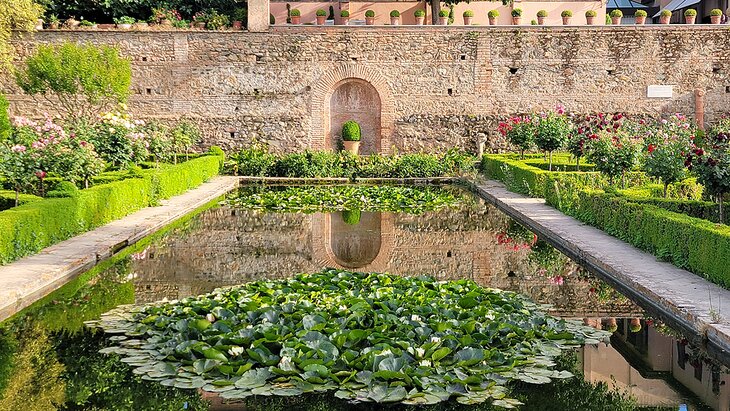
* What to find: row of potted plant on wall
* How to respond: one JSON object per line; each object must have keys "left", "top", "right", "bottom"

{"left": 292, "top": 8, "right": 725, "bottom": 26}
{"left": 39, "top": 7, "right": 247, "bottom": 30}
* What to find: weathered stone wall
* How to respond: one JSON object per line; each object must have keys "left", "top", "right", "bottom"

{"left": 7, "top": 27, "right": 730, "bottom": 153}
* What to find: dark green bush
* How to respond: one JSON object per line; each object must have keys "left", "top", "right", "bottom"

{"left": 341, "top": 121, "right": 361, "bottom": 142}
{"left": 0, "top": 154, "right": 222, "bottom": 265}
{"left": 341, "top": 209, "right": 361, "bottom": 225}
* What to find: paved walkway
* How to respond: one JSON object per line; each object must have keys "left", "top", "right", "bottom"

{"left": 0, "top": 176, "right": 240, "bottom": 322}
{"left": 473, "top": 180, "right": 730, "bottom": 360}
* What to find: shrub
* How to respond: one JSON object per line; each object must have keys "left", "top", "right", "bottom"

{"left": 341, "top": 121, "right": 361, "bottom": 142}
{"left": 711, "top": 8, "right": 723, "bottom": 16}
{"left": 46, "top": 181, "right": 80, "bottom": 198}
{"left": 561, "top": 10, "right": 573, "bottom": 17}
{"left": 585, "top": 10, "right": 597, "bottom": 17}
{"left": 113, "top": 16, "right": 136, "bottom": 24}
{"left": 390, "top": 10, "right": 400, "bottom": 18}
{"left": 14, "top": 43, "right": 132, "bottom": 121}
{"left": 170, "top": 120, "right": 201, "bottom": 162}
{"left": 609, "top": 10, "right": 623, "bottom": 18}
{"left": 537, "top": 10, "right": 547, "bottom": 17}
{"left": 463, "top": 10, "right": 474, "bottom": 17}
{"left": 341, "top": 209, "right": 361, "bottom": 225}
{"left": 290, "top": 8, "right": 300, "bottom": 17}
{"left": 660, "top": 9, "right": 672, "bottom": 17}
{"left": 689, "top": 129, "right": 730, "bottom": 224}
{"left": 0, "top": 94, "right": 9, "bottom": 142}
{"left": 414, "top": 9, "right": 425, "bottom": 17}
{"left": 634, "top": 10, "right": 647, "bottom": 17}
{"left": 642, "top": 114, "right": 695, "bottom": 197}
{"left": 316, "top": 9, "right": 327, "bottom": 17}
{"left": 231, "top": 7, "right": 247, "bottom": 24}
{"left": 684, "top": 8, "right": 697, "bottom": 16}
{"left": 340, "top": 10, "right": 349, "bottom": 18}
{"left": 439, "top": 9, "right": 449, "bottom": 17}
{"left": 586, "top": 132, "right": 638, "bottom": 186}
{"left": 0, "top": 0, "right": 43, "bottom": 70}
{"left": 488, "top": 10, "right": 499, "bottom": 18}
{"left": 498, "top": 116, "right": 536, "bottom": 159}
{"left": 535, "top": 112, "right": 572, "bottom": 170}
{"left": 205, "top": 10, "right": 230, "bottom": 29}
{"left": 511, "top": 8, "right": 523, "bottom": 17}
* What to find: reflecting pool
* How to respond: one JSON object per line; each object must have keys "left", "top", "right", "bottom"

{"left": 0, "top": 185, "right": 724, "bottom": 410}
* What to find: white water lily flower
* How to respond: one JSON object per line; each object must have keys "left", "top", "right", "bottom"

{"left": 419, "top": 359, "right": 431, "bottom": 367}
{"left": 228, "top": 346, "right": 244, "bottom": 356}
{"left": 206, "top": 313, "right": 216, "bottom": 323}
{"left": 380, "top": 349, "right": 393, "bottom": 356}
{"left": 430, "top": 336, "right": 441, "bottom": 343}
{"left": 416, "top": 348, "right": 425, "bottom": 358}
{"left": 407, "top": 347, "right": 415, "bottom": 355}
{"left": 410, "top": 315, "right": 422, "bottom": 322}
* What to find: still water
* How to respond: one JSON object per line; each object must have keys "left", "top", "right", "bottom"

{"left": 0, "top": 185, "right": 724, "bottom": 410}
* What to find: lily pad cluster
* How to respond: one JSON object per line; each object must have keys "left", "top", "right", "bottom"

{"left": 226, "top": 185, "right": 467, "bottom": 214}
{"left": 87, "top": 270, "right": 610, "bottom": 408}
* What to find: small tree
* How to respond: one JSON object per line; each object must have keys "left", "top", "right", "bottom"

{"left": 690, "top": 129, "right": 730, "bottom": 224}
{"left": 642, "top": 115, "right": 695, "bottom": 197}
{"left": 0, "top": 93, "right": 10, "bottom": 141}
{"left": 498, "top": 116, "right": 536, "bottom": 159}
{"left": 15, "top": 43, "right": 132, "bottom": 120}
{"left": 0, "top": 143, "right": 35, "bottom": 206}
{"left": 171, "top": 120, "right": 201, "bottom": 163}
{"left": 535, "top": 110, "right": 571, "bottom": 170}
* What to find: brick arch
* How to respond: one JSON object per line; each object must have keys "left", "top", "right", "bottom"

{"left": 311, "top": 65, "right": 396, "bottom": 153}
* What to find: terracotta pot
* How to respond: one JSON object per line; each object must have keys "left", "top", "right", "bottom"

{"left": 463, "top": 16, "right": 473, "bottom": 25}
{"left": 343, "top": 141, "right": 360, "bottom": 155}
{"left": 685, "top": 15, "right": 696, "bottom": 24}
{"left": 160, "top": 18, "right": 172, "bottom": 27}
{"left": 512, "top": 16, "right": 521, "bottom": 25}
{"left": 586, "top": 16, "right": 595, "bottom": 25}
{"left": 537, "top": 16, "right": 545, "bottom": 25}
{"left": 340, "top": 17, "right": 349, "bottom": 25}
{"left": 415, "top": 16, "right": 425, "bottom": 25}
{"left": 290, "top": 15, "right": 301, "bottom": 24}
{"left": 117, "top": 23, "right": 132, "bottom": 30}
{"left": 660, "top": 15, "right": 671, "bottom": 24}
{"left": 194, "top": 21, "right": 206, "bottom": 29}
{"left": 562, "top": 16, "right": 571, "bottom": 25}
{"left": 49, "top": 22, "right": 59, "bottom": 29}
{"left": 231, "top": 20, "right": 242, "bottom": 30}
{"left": 365, "top": 16, "right": 375, "bottom": 25}
{"left": 489, "top": 17, "right": 497, "bottom": 25}
{"left": 711, "top": 15, "right": 722, "bottom": 24}
{"left": 611, "top": 16, "right": 621, "bottom": 25}
{"left": 635, "top": 16, "right": 646, "bottom": 24}
{"left": 316, "top": 15, "right": 326, "bottom": 25}
{"left": 439, "top": 16, "right": 448, "bottom": 25}
{"left": 390, "top": 17, "right": 400, "bottom": 25}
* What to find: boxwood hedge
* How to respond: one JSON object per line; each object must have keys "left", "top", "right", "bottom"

{"left": 0, "top": 152, "right": 223, "bottom": 265}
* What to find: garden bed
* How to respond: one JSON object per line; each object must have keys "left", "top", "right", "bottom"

{"left": 482, "top": 154, "right": 730, "bottom": 288}
{"left": 0, "top": 152, "right": 223, "bottom": 265}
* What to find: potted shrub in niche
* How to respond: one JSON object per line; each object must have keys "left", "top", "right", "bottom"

{"left": 414, "top": 9, "right": 426, "bottom": 25}
{"left": 48, "top": 14, "right": 60, "bottom": 29}
{"left": 342, "top": 209, "right": 361, "bottom": 225}
{"left": 711, "top": 8, "right": 723, "bottom": 24}
{"left": 511, "top": 8, "right": 522, "bottom": 25}
{"left": 609, "top": 9, "right": 623, "bottom": 24}
{"left": 341, "top": 120, "right": 361, "bottom": 155}
{"left": 536, "top": 10, "right": 547, "bottom": 25}
{"left": 340, "top": 10, "right": 350, "bottom": 25}
{"left": 439, "top": 9, "right": 449, "bottom": 25}
{"left": 390, "top": 10, "right": 400, "bottom": 25}
{"left": 684, "top": 8, "right": 696, "bottom": 24}
{"left": 230, "top": 8, "right": 246, "bottom": 30}
{"left": 316, "top": 9, "right": 327, "bottom": 25}
{"left": 585, "top": 10, "right": 597, "bottom": 25}
{"left": 463, "top": 10, "right": 474, "bottom": 25}
{"left": 365, "top": 9, "right": 375, "bottom": 25}
{"left": 290, "top": 9, "right": 301, "bottom": 24}
{"left": 193, "top": 11, "right": 208, "bottom": 28}
{"left": 114, "top": 16, "right": 135, "bottom": 29}
{"left": 561, "top": 10, "right": 572, "bottom": 25}
{"left": 634, "top": 9, "right": 647, "bottom": 24}
{"left": 659, "top": 9, "right": 672, "bottom": 24}
{"left": 488, "top": 9, "right": 499, "bottom": 25}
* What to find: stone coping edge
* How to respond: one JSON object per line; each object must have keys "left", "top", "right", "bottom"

{"left": 237, "top": 176, "right": 463, "bottom": 184}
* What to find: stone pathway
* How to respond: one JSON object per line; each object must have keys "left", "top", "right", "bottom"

{"left": 0, "top": 176, "right": 240, "bottom": 322}
{"left": 473, "top": 180, "right": 730, "bottom": 360}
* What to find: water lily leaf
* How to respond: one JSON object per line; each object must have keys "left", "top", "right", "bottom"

{"left": 234, "top": 368, "right": 272, "bottom": 389}
{"left": 303, "top": 363, "right": 329, "bottom": 377}
{"left": 432, "top": 347, "right": 452, "bottom": 362}
{"left": 190, "top": 319, "right": 212, "bottom": 331}
{"left": 454, "top": 347, "right": 485, "bottom": 366}
{"left": 193, "top": 359, "right": 219, "bottom": 374}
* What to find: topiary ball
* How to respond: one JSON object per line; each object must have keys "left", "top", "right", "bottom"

{"left": 342, "top": 121, "right": 361, "bottom": 142}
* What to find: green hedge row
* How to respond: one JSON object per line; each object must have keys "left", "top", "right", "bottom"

{"left": 0, "top": 153, "right": 223, "bottom": 265}
{"left": 482, "top": 154, "right": 730, "bottom": 288}
{"left": 0, "top": 191, "right": 42, "bottom": 212}
{"left": 576, "top": 192, "right": 730, "bottom": 287}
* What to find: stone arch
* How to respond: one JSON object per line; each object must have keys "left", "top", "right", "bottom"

{"left": 311, "top": 65, "right": 396, "bottom": 153}
{"left": 311, "top": 213, "right": 394, "bottom": 272}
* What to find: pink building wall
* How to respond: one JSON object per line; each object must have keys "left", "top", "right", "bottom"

{"left": 271, "top": 1, "right": 607, "bottom": 26}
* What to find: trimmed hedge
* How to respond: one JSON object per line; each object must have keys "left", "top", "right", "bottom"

{"left": 0, "top": 153, "right": 223, "bottom": 265}
{"left": 0, "top": 191, "right": 42, "bottom": 211}
{"left": 576, "top": 192, "right": 730, "bottom": 287}
{"left": 483, "top": 154, "right": 730, "bottom": 288}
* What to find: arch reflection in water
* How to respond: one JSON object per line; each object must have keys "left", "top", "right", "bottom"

{"left": 329, "top": 211, "right": 381, "bottom": 269}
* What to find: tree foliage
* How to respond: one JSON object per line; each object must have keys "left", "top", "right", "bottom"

{"left": 14, "top": 42, "right": 131, "bottom": 120}
{"left": 0, "top": 0, "right": 43, "bottom": 71}
{"left": 0, "top": 94, "right": 10, "bottom": 141}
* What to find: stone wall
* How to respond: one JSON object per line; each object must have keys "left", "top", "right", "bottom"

{"left": 6, "top": 27, "right": 730, "bottom": 153}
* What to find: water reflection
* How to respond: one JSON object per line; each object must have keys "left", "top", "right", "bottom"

{"left": 0, "top": 187, "right": 726, "bottom": 410}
